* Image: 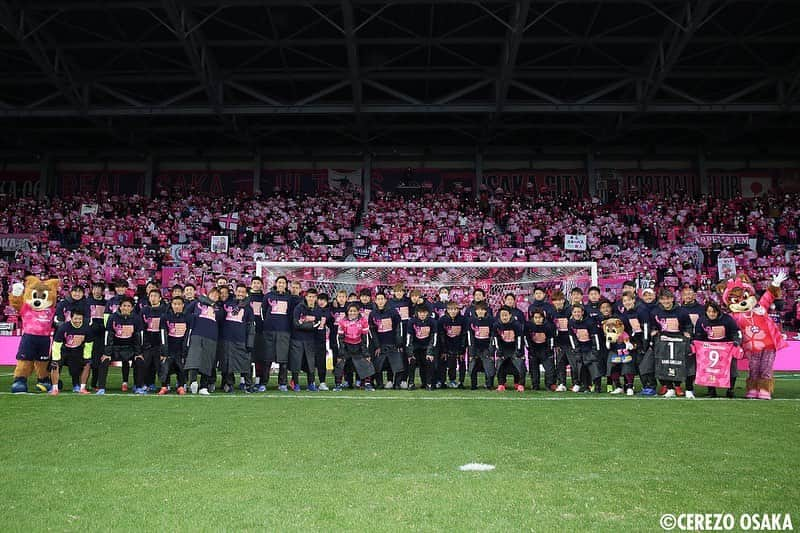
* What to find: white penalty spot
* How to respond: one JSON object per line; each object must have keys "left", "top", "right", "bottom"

{"left": 459, "top": 463, "right": 495, "bottom": 472}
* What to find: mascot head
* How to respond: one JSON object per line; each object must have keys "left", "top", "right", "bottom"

{"left": 718, "top": 274, "right": 757, "bottom": 314}
{"left": 22, "top": 276, "right": 59, "bottom": 311}
{"left": 602, "top": 317, "right": 627, "bottom": 345}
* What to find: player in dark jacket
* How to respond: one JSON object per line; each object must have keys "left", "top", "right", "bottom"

{"left": 248, "top": 276, "right": 268, "bottom": 391}
{"left": 185, "top": 288, "right": 224, "bottom": 395}
{"left": 314, "top": 293, "right": 334, "bottom": 391}
{"left": 618, "top": 291, "right": 654, "bottom": 396}
{"left": 220, "top": 284, "right": 256, "bottom": 393}
{"left": 263, "top": 276, "right": 293, "bottom": 391}
{"left": 140, "top": 289, "right": 168, "bottom": 392}
{"left": 290, "top": 288, "right": 325, "bottom": 391}
{"left": 693, "top": 301, "right": 742, "bottom": 398}
{"left": 525, "top": 309, "right": 556, "bottom": 391}
{"left": 158, "top": 296, "right": 190, "bottom": 395}
{"left": 54, "top": 285, "right": 90, "bottom": 329}
{"left": 567, "top": 305, "right": 602, "bottom": 393}
{"left": 50, "top": 309, "right": 94, "bottom": 395}
{"left": 87, "top": 282, "right": 108, "bottom": 390}
{"left": 467, "top": 301, "right": 495, "bottom": 390}
{"left": 493, "top": 306, "right": 525, "bottom": 392}
{"left": 437, "top": 301, "right": 467, "bottom": 388}
{"left": 650, "top": 288, "right": 694, "bottom": 397}
{"left": 405, "top": 304, "right": 438, "bottom": 390}
{"left": 98, "top": 296, "right": 143, "bottom": 394}
{"left": 369, "top": 292, "right": 404, "bottom": 389}
{"left": 551, "top": 291, "right": 575, "bottom": 392}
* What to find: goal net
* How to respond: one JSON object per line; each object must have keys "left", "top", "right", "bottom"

{"left": 255, "top": 261, "right": 597, "bottom": 311}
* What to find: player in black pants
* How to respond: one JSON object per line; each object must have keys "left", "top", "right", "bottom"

{"left": 492, "top": 307, "right": 526, "bottom": 392}
{"left": 50, "top": 309, "right": 94, "bottom": 395}
{"left": 87, "top": 282, "right": 107, "bottom": 390}
{"left": 98, "top": 296, "right": 143, "bottom": 394}
{"left": 467, "top": 301, "right": 495, "bottom": 389}
{"left": 158, "top": 296, "right": 190, "bottom": 395}
{"left": 140, "top": 289, "right": 168, "bottom": 393}
{"left": 525, "top": 309, "right": 557, "bottom": 391}
{"left": 437, "top": 301, "right": 467, "bottom": 388}
{"left": 405, "top": 305, "right": 438, "bottom": 390}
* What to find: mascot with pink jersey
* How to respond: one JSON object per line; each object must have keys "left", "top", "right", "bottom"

{"left": 718, "top": 271, "right": 788, "bottom": 400}
{"left": 9, "top": 276, "right": 60, "bottom": 393}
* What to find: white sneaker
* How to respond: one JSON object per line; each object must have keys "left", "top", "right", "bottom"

{"left": 571, "top": 384, "right": 581, "bottom": 393}
{"left": 399, "top": 381, "right": 408, "bottom": 390}
{"left": 610, "top": 387, "right": 624, "bottom": 395}
{"left": 198, "top": 388, "right": 210, "bottom": 396}
{"left": 794, "top": 333, "right": 800, "bottom": 340}
{"left": 685, "top": 390, "right": 696, "bottom": 399}
{"left": 318, "top": 383, "right": 329, "bottom": 391}
{"left": 626, "top": 388, "right": 635, "bottom": 396}
{"left": 190, "top": 381, "right": 198, "bottom": 395}
{"left": 384, "top": 381, "right": 394, "bottom": 390}
{"left": 664, "top": 389, "right": 676, "bottom": 398}
{"left": 555, "top": 384, "right": 567, "bottom": 392}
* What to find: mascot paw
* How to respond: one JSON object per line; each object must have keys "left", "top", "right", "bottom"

{"left": 11, "top": 282, "right": 24, "bottom": 297}
{"left": 771, "top": 271, "right": 788, "bottom": 287}
{"left": 11, "top": 378, "right": 28, "bottom": 393}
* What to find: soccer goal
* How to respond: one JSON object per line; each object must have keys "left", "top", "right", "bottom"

{"left": 255, "top": 261, "right": 597, "bottom": 309}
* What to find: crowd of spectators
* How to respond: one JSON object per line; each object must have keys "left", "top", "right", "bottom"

{"left": 0, "top": 186, "right": 797, "bottom": 330}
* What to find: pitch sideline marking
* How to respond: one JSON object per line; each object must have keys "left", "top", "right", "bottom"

{"left": 459, "top": 463, "right": 496, "bottom": 471}
{"left": 1, "top": 391, "right": 800, "bottom": 401}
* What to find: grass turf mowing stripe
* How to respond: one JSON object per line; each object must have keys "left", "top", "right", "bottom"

{"left": 1, "top": 392, "right": 799, "bottom": 531}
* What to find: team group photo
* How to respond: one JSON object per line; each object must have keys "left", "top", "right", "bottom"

{"left": 2, "top": 0, "right": 800, "bottom": 531}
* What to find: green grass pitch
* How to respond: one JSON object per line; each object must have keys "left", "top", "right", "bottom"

{"left": 1, "top": 367, "right": 799, "bottom": 531}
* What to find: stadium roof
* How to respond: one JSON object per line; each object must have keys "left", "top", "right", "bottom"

{"left": 1, "top": 0, "right": 800, "bottom": 159}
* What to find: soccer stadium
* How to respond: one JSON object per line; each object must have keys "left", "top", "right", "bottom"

{"left": 1, "top": 0, "right": 800, "bottom": 531}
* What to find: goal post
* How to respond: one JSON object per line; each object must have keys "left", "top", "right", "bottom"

{"left": 255, "top": 261, "right": 598, "bottom": 309}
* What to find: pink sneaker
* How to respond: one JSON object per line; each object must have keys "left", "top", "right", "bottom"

{"left": 496, "top": 384, "right": 506, "bottom": 392}
{"left": 745, "top": 389, "right": 759, "bottom": 399}
{"left": 158, "top": 387, "right": 168, "bottom": 396}
{"left": 48, "top": 388, "right": 59, "bottom": 396}
{"left": 515, "top": 384, "right": 525, "bottom": 392}
{"left": 757, "top": 390, "right": 772, "bottom": 400}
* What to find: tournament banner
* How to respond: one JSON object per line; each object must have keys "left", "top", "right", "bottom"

{"left": 706, "top": 172, "right": 742, "bottom": 198}
{"left": 371, "top": 168, "right": 473, "bottom": 194}
{"left": 481, "top": 169, "right": 589, "bottom": 197}
{"left": 695, "top": 233, "right": 749, "bottom": 247}
{"left": 616, "top": 170, "right": 699, "bottom": 196}
{"left": 58, "top": 170, "right": 145, "bottom": 196}
{"left": 0, "top": 171, "right": 41, "bottom": 198}
{"left": 0, "top": 233, "right": 35, "bottom": 252}
{"left": 564, "top": 234, "right": 587, "bottom": 251}
{"left": 156, "top": 170, "right": 253, "bottom": 196}
{"left": 328, "top": 169, "right": 362, "bottom": 190}
{"left": 260, "top": 169, "right": 328, "bottom": 194}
